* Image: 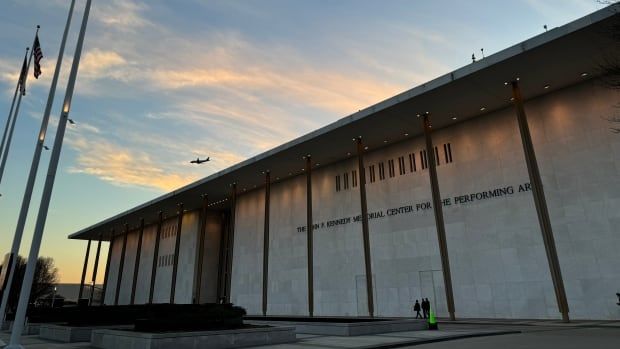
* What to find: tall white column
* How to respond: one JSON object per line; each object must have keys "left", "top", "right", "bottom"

{"left": 0, "top": 0, "right": 75, "bottom": 330}
{"left": 7, "top": 1, "right": 91, "bottom": 347}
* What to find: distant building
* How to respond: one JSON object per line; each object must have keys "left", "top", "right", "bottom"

{"left": 69, "top": 6, "right": 620, "bottom": 320}
{"left": 52, "top": 283, "right": 103, "bottom": 304}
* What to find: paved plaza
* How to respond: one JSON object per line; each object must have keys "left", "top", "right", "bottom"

{"left": 2, "top": 319, "right": 619, "bottom": 348}
{"left": 399, "top": 320, "right": 620, "bottom": 349}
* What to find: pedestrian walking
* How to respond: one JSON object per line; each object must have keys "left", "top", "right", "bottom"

{"left": 422, "top": 298, "right": 429, "bottom": 318}
{"left": 413, "top": 300, "right": 422, "bottom": 319}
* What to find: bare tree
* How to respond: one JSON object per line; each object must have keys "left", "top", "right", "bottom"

{"left": 5, "top": 256, "right": 59, "bottom": 312}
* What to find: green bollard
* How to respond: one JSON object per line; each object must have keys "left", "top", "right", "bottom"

{"left": 428, "top": 304, "right": 438, "bottom": 330}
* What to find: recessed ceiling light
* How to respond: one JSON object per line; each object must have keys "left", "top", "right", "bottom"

{"left": 383, "top": 140, "right": 388, "bottom": 143}
{"left": 416, "top": 114, "right": 421, "bottom": 118}
{"left": 581, "top": 72, "right": 588, "bottom": 77}
{"left": 480, "top": 107, "right": 486, "bottom": 111}
{"left": 544, "top": 84, "right": 550, "bottom": 89}
{"left": 364, "top": 146, "right": 369, "bottom": 150}
{"left": 347, "top": 152, "right": 351, "bottom": 156}
{"left": 510, "top": 97, "right": 515, "bottom": 101}
{"left": 316, "top": 163, "right": 320, "bottom": 166}
{"left": 404, "top": 133, "right": 409, "bottom": 136}
{"left": 301, "top": 168, "right": 305, "bottom": 171}
{"left": 504, "top": 82, "right": 509, "bottom": 86}
{"left": 452, "top": 116, "right": 457, "bottom": 120}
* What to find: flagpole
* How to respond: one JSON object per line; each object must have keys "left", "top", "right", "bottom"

{"left": 0, "top": 26, "right": 39, "bottom": 186}
{"left": 0, "top": 1, "right": 75, "bottom": 330}
{"left": 0, "top": 58, "right": 23, "bottom": 172}
{"left": 0, "top": 47, "right": 32, "bottom": 187}
{"left": 6, "top": 0, "right": 91, "bottom": 346}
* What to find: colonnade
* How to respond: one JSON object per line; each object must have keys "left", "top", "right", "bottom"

{"left": 79, "top": 80, "right": 568, "bottom": 321}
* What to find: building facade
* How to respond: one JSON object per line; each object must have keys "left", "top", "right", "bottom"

{"left": 71, "top": 6, "right": 620, "bottom": 321}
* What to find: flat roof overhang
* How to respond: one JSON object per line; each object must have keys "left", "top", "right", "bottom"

{"left": 70, "top": 5, "right": 619, "bottom": 241}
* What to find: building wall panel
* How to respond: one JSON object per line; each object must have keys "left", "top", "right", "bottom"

{"left": 118, "top": 228, "right": 139, "bottom": 305}
{"left": 225, "top": 81, "right": 620, "bottom": 320}
{"left": 134, "top": 224, "right": 157, "bottom": 304}
{"left": 231, "top": 189, "right": 264, "bottom": 314}
{"left": 198, "top": 211, "right": 224, "bottom": 303}
{"left": 103, "top": 236, "right": 122, "bottom": 304}
{"left": 152, "top": 217, "right": 177, "bottom": 303}
{"left": 174, "top": 210, "right": 199, "bottom": 304}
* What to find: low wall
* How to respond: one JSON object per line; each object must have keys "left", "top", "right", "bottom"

{"left": 39, "top": 324, "right": 131, "bottom": 343}
{"left": 92, "top": 326, "right": 297, "bottom": 349}
{"left": 39, "top": 324, "right": 97, "bottom": 342}
{"left": 247, "top": 319, "right": 427, "bottom": 336}
{"left": 5, "top": 321, "right": 41, "bottom": 335}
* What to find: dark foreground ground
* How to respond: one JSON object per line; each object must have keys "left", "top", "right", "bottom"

{"left": 398, "top": 320, "right": 620, "bottom": 349}
{"left": 1, "top": 319, "right": 619, "bottom": 348}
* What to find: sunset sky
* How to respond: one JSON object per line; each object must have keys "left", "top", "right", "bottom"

{"left": 0, "top": 0, "right": 604, "bottom": 283}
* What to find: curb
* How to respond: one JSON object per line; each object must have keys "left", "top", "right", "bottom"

{"left": 357, "top": 330, "right": 521, "bottom": 349}
{"left": 442, "top": 320, "right": 620, "bottom": 329}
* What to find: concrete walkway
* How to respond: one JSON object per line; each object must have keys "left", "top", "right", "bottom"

{"left": 2, "top": 319, "right": 619, "bottom": 348}
{"left": 0, "top": 325, "right": 515, "bottom": 349}
{"left": 439, "top": 318, "right": 620, "bottom": 328}
{"left": 397, "top": 321, "right": 620, "bottom": 349}
{"left": 252, "top": 328, "right": 516, "bottom": 349}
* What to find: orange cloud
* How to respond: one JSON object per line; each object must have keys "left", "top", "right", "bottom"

{"left": 149, "top": 64, "right": 404, "bottom": 116}
{"left": 67, "top": 135, "right": 200, "bottom": 192}
{"left": 79, "top": 49, "right": 127, "bottom": 80}
{"left": 95, "top": 0, "right": 151, "bottom": 30}
{"left": 64, "top": 121, "right": 254, "bottom": 192}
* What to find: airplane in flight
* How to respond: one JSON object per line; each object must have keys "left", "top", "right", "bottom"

{"left": 190, "top": 157, "right": 210, "bottom": 164}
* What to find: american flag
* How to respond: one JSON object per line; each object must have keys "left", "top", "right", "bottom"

{"left": 18, "top": 53, "right": 27, "bottom": 96}
{"left": 33, "top": 35, "right": 43, "bottom": 79}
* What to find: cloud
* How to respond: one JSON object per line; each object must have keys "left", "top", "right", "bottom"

{"left": 67, "top": 134, "right": 200, "bottom": 192}
{"left": 62, "top": 109, "right": 250, "bottom": 192}
{"left": 30, "top": 3, "right": 447, "bottom": 193}
{"left": 133, "top": 31, "right": 409, "bottom": 117}
{"left": 64, "top": 120, "right": 254, "bottom": 192}
{"left": 72, "top": 24, "right": 410, "bottom": 112}
{"left": 524, "top": 0, "right": 599, "bottom": 19}
{"left": 0, "top": 58, "right": 20, "bottom": 94}
{"left": 148, "top": 65, "right": 403, "bottom": 115}
{"left": 67, "top": 120, "right": 101, "bottom": 135}
{"left": 79, "top": 49, "right": 127, "bottom": 80}
{"left": 164, "top": 96, "right": 297, "bottom": 152}
{"left": 94, "top": 0, "right": 151, "bottom": 30}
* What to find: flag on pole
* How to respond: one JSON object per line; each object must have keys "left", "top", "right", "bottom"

{"left": 33, "top": 35, "right": 43, "bottom": 79}
{"left": 18, "top": 53, "right": 28, "bottom": 96}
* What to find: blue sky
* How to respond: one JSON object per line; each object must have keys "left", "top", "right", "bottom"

{"left": 0, "top": 0, "right": 605, "bottom": 282}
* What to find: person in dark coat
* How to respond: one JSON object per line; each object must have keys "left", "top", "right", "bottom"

{"left": 413, "top": 300, "right": 422, "bottom": 319}
{"left": 422, "top": 298, "right": 429, "bottom": 318}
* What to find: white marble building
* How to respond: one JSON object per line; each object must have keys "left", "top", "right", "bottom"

{"left": 70, "top": 6, "right": 620, "bottom": 320}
